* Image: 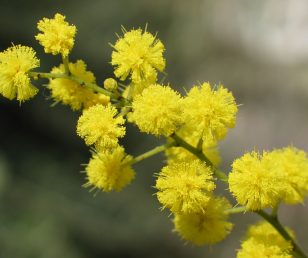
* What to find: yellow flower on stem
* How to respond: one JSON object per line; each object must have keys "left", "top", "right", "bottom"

{"left": 49, "top": 60, "right": 109, "bottom": 110}
{"left": 237, "top": 221, "right": 294, "bottom": 258}
{"left": 269, "top": 146, "right": 308, "bottom": 204}
{"left": 155, "top": 160, "right": 215, "bottom": 214}
{"left": 0, "top": 45, "right": 39, "bottom": 102}
{"left": 247, "top": 221, "right": 294, "bottom": 251}
{"left": 36, "top": 13, "right": 76, "bottom": 57}
{"left": 237, "top": 238, "right": 292, "bottom": 258}
{"left": 183, "top": 82, "right": 238, "bottom": 145}
{"left": 173, "top": 196, "right": 233, "bottom": 245}
{"left": 76, "top": 104, "right": 125, "bottom": 149}
{"left": 85, "top": 146, "right": 135, "bottom": 192}
{"left": 129, "top": 84, "right": 183, "bottom": 136}
{"left": 111, "top": 28, "right": 165, "bottom": 84}
{"left": 229, "top": 151, "right": 287, "bottom": 211}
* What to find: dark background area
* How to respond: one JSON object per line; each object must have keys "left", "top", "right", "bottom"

{"left": 1, "top": 1, "right": 308, "bottom": 258}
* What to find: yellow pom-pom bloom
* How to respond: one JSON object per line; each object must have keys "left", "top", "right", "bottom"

{"left": 129, "top": 84, "right": 183, "bottom": 136}
{"left": 85, "top": 146, "right": 135, "bottom": 192}
{"left": 77, "top": 104, "right": 125, "bottom": 149}
{"left": 111, "top": 28, "right": 165, "bottom": 84}
{"left": 165, "top": 125, "right": 221, "bottom": 167}
{"left": 155, "top": 160, "right": 215, "bottom": 214}
{"left": 49, "top": 60, "right": 109, "bottom": 110}
{"left": 229, "top": 151, "right": 286, "bottom": 211}
{"left": 103, "top": 78, "right": 118, "bottom": 91}
{"left": 237, "top": 238, "right": 292, "bottom": 258}
{"left": 237, "top": 221, "right": 294, "bottom": 258}
{"left": 183, "top": 82, "right": 238, "bottom": 145}
{"left": 270, "top": 147, "right": 308, "bottom": 204}
{"left": 0, "top": 45, "right": 39, "bottom": 102}
{"left": 173, "top": 197, "right": 233, "bottom": 245}
{"left": 36, "top": 13, "right": 76, "bottom": 57}
{"left": 247, "top": 221, "right": 294, "bottom": 251}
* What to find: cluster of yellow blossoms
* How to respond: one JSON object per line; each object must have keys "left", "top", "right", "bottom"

{"left": 49, "top": 60, "right": 109, "bottom": 110}
{"left": 1, "top": 12, "right": 308, "bottom": 258}
{"left": 229, "top": 147, "right": 308, "bottom": 211}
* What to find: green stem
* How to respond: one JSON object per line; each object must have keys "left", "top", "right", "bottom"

{"left": 256, "top": 210, "right": 307, "bottom": 258}
{"left": 225, "top": 206, "right": 246, "bottom": 215}
{"left": 171, "top": 133, "right": 228, "bottom": 181}
{"left": 118, "top": 84, "right": 133, "bottom": 117}
{"left": 118, "top": 106, "right": 132, "bottom": 117}
{"left": 196, "top": 136, "right": 203, "bottom": 151}
{"left": 29, "top": 71, "right": 114, "bottom": 97}
{"left": 127, "top": 141, "right": 176, "bottom": 166}
{"left": 171, "top": 133, "right": 212, "bottom": 166}
{"left": 62, "top": 55, "right": 71, "bottom": 75}
{"left": 271, "top": 201, "right": 280, "bottom": 218}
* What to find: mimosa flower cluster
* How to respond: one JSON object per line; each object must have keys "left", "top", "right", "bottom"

{"left": 229, "top": 147, "right": 308, "bottom": 211}
{"left": 49, "top": 60, "right": 110, "bottom": 110}
{"left": 1, "top": 12, "right": 308, "bottom": 258}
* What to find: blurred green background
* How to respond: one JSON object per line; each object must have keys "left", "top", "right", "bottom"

{"left": 1, "top": 1, "right": 308, "bottom": 257}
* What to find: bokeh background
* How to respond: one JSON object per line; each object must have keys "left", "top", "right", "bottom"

{"left": 1, "top": 1, "right": 308, "bottom": 257}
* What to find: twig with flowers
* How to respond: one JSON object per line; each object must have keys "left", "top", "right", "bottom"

{"left": 1, "top": 12, "right": 308, "bottom": 258}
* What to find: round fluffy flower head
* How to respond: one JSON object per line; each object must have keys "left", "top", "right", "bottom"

{"left": 173, "top": 197, "right": 233, "bottom": 245}
{"left": 237, "top": 238, "right": 292, "bottom": 258}
{"left": 155, "top": 160, "right": 215, "bottom": 214}
{"left": 85, "top": 146, "right": 135, "bottom": 192}
{"left": 229, "top": 151, "right": 286, "bottom": 211}
{"left": 77, "top": 104, "right": 125, "bottom": 149}
{"left": 129, "top": 84, "right": 183, "bottom": 136}
{"left": 183, "top": 82, "right": 238, "bottom": 145}
{"left": 49, "top": 60, "right": 109, "bottom": 110}
{"left": 270, "top": 147, "right": 308, "bottom": 204}
{"left": 247, "top": 221, "right": 294, "bottom": 251}
{"left": 111, "top": 28, "right": 165, "bottom": 84}
{"left": 0, "top": 45, "right": 39, "bottom": 102}
{"left": 36, "top": 13, "right": 76, "bottom": 57}
{"left": 237, "top": 221, "right": 294, "bottom": 258}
